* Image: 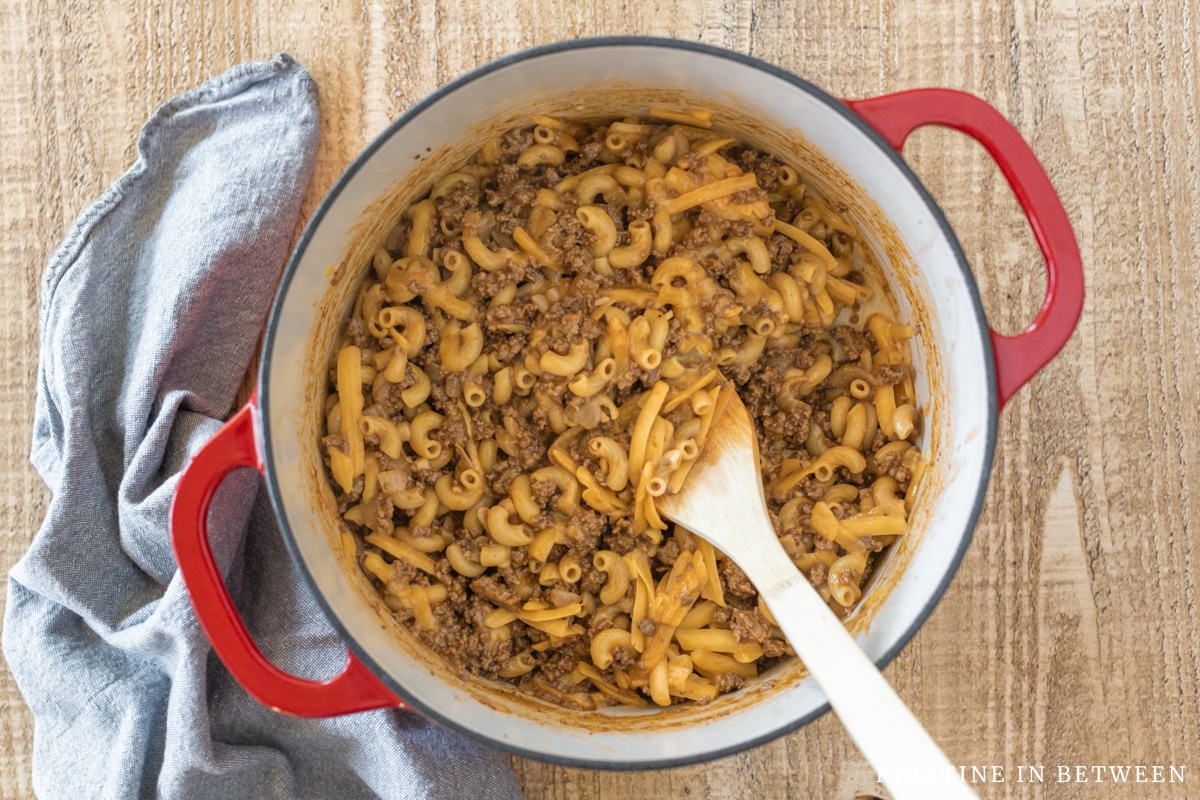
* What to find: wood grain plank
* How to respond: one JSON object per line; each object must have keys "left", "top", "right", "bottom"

{"left": 0, "top": 0, "right": 79, "bottom": 794}
{"left": 1, "top": 1, "right": 1198, "bottom": 798}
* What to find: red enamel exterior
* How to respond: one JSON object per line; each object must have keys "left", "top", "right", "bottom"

{"left": 168, "top": 392, "right": 404, "bottom": 717}
{"left": 845, "top": 89, "right": 1085, "bottom": 410}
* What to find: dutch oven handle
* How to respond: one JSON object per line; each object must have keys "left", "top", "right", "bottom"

{"left": 845, "top": 89, "right": 1085, "bottom": 410}
{"left": 170, "top": 393, "right": 405, "bottom": 716}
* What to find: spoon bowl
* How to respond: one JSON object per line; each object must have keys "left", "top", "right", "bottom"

{"left": 657, "top": 387, "right": 977, "bottom": 800}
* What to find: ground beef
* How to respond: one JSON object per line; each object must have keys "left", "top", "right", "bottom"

{"left": 456, "top": 535, "right": 484, "bottom": 562}
{"left": 876, "top": 448, "right": 905, "bottom": 477}
{"left": 609, "top": 646, "right": 637, "bottom": 670}
{"left": 732, "top": 146, "right": 788, "bottom": 191}
{"left": 601, "top": 517, "right": 638, "bottom": 555}
{"left": 531, "top": 479, "right": 557, "bottom": 508}
{"left": 529, "top": 277, "right": 603, "bottom": 359}
{"left": 436, "top": 180, "right": 481, "bottom": 220}
{"left": 655, "top": 537, "right": 681, "bottom": 569}
{"left": 417, "top": 317, "right": 439, "bottom": 351}
{"left": 804, "top": 478, "right": 829, "bottom": 501}
{"left": 471, "top": 257, "right": 539, "bottom": 298}
{"left": 488, "top": 459, "right": 522, "bottom": 498}
{"left": 372, "top": 494, "right": 394, "bottom": 536}
{"left": 388, "top": 556, "right": 418, "bottom": 589}
{"left": 322, "top": 433, "right": 348, "bottom": 455}
{"left": 334, "top": 475, "right": 364, "bottom": 516}
{"left": 437, "top": 402, "right": 469, "bottom": 447}
{"left": 627, "top": 203, "right": 654, "bottom": 221}
{"left": 472, "top": 609, "right": 514, "bottom": 675}
{"left": 579, "top": 563, "right": 607, "bottom": 594}
{"left": 725, "top": 218, "right": 755, "bottom": 238}
{"left": 884, "top": 462, "right": 911, "bottom": 484}
{"left": 628, "top": 126, "right": 666, "bottom": 163}
{"left": 715, "top": 673, "right": 745, "bottom": 693}
{"left": 762, "top": 639, "right": 788, "bottom": 658}
{"left": 572, "top": 140, "right": 605, "bottom": 167}
{"left": 587, "top": 614, "right": 613, "bottom": 641}
{"left": 859, "top": 536, "right": 884, "bottom": 553}
{"left": 728, "top": 187, "right": 767, "bottom": 204}
{"left": 613, "top": 363, "right": 661, "bottom": 395}
{"left": 761, "top": 401, "right": 813, "bottom": 447}
{"left": 500, "top": 403, "right": 551, "bottom": 470}
{"left": 469, "top": 575, "right": 522, "bottom": 611}
{"left": 765, "top": 232, "right": 797, "bottom": 270}
{"left": 832, "top": 325, "right": 873, "bottom": 361}
{"left": 538, "top": 648, "right": 579, "bottom": 684}
{"left": 347, "top": 317, "right": 372, "bottom": 348}
{"left": 874, "top": 363, "right": 909, "bottom": 386}
{"left": 500, "top": 127, "right": 534, "bottom": 156}
{"left": 719, "top": 559, "right": 757, "bottom": 601}
{"left": 543, "top": 210, "right": 593, "bottom": 273}
{"left": 730, "top": 608, "right": 771, "bottom": 644}
{"left": 483, "top": 298, "right": 538, "bottom": 331}
{"left": 489, "top": 333, "right": 528, "bottom": 364}
{"left": 435, "top": 558, "right": 468, "bottom": 604}
{"left": 487, "top": 162, "right": 539, "bottom": 236}
{"left": 374, "top": 368, "right": 417, "bottom": 409}
{"left": 415, "top": 597, "right": 513, "bottom": 678}
{"left": 807, "top": 562, "right": 829, "bottom": 590}
{"left": 564, "top": 508, "right": 604, "bottom": 556}
{"left": 677, "top": 223, "right": 711, "bottom": 251}
{"left": 411, "top": 468, "right": 443, "bottom": 486}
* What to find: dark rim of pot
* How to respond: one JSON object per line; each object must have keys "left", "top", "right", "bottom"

{"left": 258, "top": 35, "right": 999, "bottom": 771}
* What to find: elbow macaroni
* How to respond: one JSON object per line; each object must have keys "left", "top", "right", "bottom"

{"left": 324, "top": 113, "right": 926, "bottom": 711}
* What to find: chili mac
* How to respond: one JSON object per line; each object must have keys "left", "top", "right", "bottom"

{"left": 322, "top": 112, "right": 926, "bottom": 710}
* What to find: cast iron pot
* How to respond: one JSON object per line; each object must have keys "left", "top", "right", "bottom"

{"left": 171, "top": 38, "right": 1084, "bottom": 769}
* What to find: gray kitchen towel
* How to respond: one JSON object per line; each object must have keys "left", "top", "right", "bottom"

{"left": 3, "top": 54, "right": 522, "bottom": 800}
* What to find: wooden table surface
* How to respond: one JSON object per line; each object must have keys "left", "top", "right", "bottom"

{"left": 2, "top": 1, "right": 1198, "bottom": 798}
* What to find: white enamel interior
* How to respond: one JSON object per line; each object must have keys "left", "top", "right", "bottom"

{"left": 261, "top": 43, "right": 995, "bottom": 767}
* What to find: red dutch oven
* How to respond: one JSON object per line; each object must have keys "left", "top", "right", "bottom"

{"left": 170, "top": 38, "right": 1083, "bottom": 768}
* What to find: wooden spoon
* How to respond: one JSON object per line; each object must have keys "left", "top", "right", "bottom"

{"left": 657, "top": 388, "right": 976, "bottom": 800}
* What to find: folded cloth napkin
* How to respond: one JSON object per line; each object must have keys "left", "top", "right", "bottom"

{"left": 3, "top": 54, "right": 523, "bottom": 800}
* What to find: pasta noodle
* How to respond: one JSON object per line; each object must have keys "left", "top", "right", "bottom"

{"left": 323, "top": 113, "right": 926, "bottom": 711}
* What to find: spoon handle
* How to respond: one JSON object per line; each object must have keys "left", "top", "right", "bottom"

{"left": 740, "top": 540, "right": 977, "bottom": 800}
